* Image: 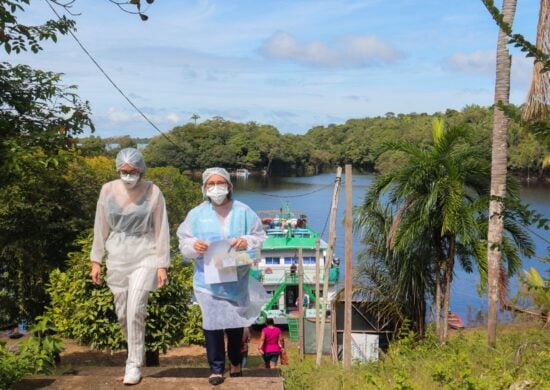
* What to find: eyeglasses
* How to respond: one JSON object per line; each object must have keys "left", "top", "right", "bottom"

{"left": 205, "top": 181, "right": 228, "bottom": 188}
{"left": 120, "top": 169, "right": 140, "bottom": 175}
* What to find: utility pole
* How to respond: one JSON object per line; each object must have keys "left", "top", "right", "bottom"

{"left": 343, "top": 164, "right": 353, "bottom": 368}
{"left": 314, "top": 237, "right": 321, "bottom": 358}
{"left": 298, "top": 247, "right": 304, "bottom": 361}
{"left": 316, "top": 167, "right": 342, "bottom": 366}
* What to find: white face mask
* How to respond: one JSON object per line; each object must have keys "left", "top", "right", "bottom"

{"left": 206, "top": 184, "right": 229, "bottom": 205}
{"left": 120, "top": 173, "right": 140, "bottom": 188}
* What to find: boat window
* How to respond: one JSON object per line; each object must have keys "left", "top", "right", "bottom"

{"left": 303, "top": 256, "right": 316, "bottom": 264}
{"left": 284, "top": 257, "right": 297, "bottom": 264}
{"left": 265, "top": 257, "right": 281, "bottom": 265}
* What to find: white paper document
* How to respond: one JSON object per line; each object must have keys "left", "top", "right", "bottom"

{"left": 204, "top": 239, "right": 238, "bottom": 284}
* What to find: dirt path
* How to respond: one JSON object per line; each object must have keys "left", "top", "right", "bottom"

{"left": 7, "top": 327, "right": 288, "bottom": 389}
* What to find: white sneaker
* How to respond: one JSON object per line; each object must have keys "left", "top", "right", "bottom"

{"left": 123, "top": 367, "right": 142, "bottom": 385}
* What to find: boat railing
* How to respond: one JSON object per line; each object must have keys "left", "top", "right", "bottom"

{"left": 252, "top": 264, "right": 339, "bottom": 284}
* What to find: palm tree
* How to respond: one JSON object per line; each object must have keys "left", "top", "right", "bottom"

{"left": 522, "top": 0, "right": 550, "bottom": 182}
{"left": 487, "top": 0, "right": 516, "bottom": 348}
{"left": 522, "top": 0, "right": 549, "bottom": 122}
{"left": 356, "top": 119, "right": 534, "bottom": 343}
{"left": 190, "top": 113, "right": 200, "bottom": 126}
{"left": 353, "top": 201, "right": 433, "bottom": 337}
{"left": 356, "top": 119, "right": 491, "bottom": 343}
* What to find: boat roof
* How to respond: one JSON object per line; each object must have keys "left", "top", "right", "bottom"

{"left": 258, "top": 205, "right": 327, "bottom": 251}
{"left": 262, "top": 230, "right": 328, "bottom": 251}
{"left": 257, "top": 209, "right": 305, "bottom": 219}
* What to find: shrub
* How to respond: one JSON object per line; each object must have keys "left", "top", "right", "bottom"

{"left": 43, "top": 234, "right": 199, "bottom": 356}
{"left": 0, "top": 316, "right": 63, "bottom": 390}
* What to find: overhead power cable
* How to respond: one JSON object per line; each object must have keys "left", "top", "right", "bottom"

{"left": 241, "top": 183, "right": 334, "bottom": 199}
{"left": 45, "top": 0, "right": 185, "bottom": 151}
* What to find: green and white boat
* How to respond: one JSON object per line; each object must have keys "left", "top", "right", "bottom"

{"left": 251, "top": 204, "right": 340, "bottom": 325}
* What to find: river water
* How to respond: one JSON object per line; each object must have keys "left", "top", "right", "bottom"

{"left": 231, "top": 172, "right": 549, "bottom": 326}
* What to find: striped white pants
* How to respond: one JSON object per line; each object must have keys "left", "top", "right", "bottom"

{"left": 112, "top": 284, "right": 150, "bottom": 369}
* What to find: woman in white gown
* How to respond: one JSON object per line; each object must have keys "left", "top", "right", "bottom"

{"left": 90, "top": 148, "right": 170, "bottom": 385}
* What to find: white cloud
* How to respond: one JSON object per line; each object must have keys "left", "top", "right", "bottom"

{"left": 445, "top": 49, "right": 534, "bottom": 89}
{"left": 107, "top": 107, "right": 139, "bottom": 123}
{"left": 105, "top": 108, "right": 181, "bottom": 126}
{"left": 259, "top": 32, "right": 400, "bottom": 68}
{"left": 165, "top": 113, "right": 180, "bottom": 123}
{"left": 341, "top": 36, "right": 401, "bottom": 64}
{"left": 445, "top": 50, "right": 495, "bottom": 75}
{"left": 511, "top": 55, "right": 534, "bottom": 87}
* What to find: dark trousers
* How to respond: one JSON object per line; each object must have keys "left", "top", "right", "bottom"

{"left": 204, "top": 327, "right": 244, "bottom": 374}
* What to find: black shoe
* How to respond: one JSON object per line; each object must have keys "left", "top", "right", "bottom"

{"left": 208, "top": 375, "right": 224, "bottom": 385}
{"left": 229, "top": 371, "right": 242, "bottom": 377}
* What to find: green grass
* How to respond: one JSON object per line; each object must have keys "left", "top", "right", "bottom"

{"left": 280, "top": 321, "right": 550, "bottom": 389}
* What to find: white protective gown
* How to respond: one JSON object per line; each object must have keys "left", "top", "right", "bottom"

{"left": 91, "top": 179, "right": 170, "bottom": 289}
{"left": 90, "top": 179, "right": 170, "bottom": 369}
{"left": 177, "top": 200, "right": 269, "bottom": 330}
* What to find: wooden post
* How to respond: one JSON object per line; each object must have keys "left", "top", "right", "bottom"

{"left": 343, "top": 164, "right": 353, "bottom": 368}
{"left": 314, "top": 237, "right": 321, "bottom": 356}
{"left": 316, "top": 167, "right": 342, "bottom": 366}
{"left": 298, "top": 247, "right": 304, "bottom": 361}
{"left": 331, "top": 299, "right": 338, "bottom": 364}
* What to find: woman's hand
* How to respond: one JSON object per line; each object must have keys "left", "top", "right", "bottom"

{"left": 157, "top": 267, "right": 168, "bottom": 288}
{"left": 230, "top": 237, "right": 248, "bottom": 250}
{"left": 90, "top": 262, "right": 101, "bottom": 285}
{"left": 193, "top": 240, "right": 209, "bottom": 254}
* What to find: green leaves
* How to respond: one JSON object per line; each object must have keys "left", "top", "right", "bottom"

{"left": 356, "top": 115, "right": 538, "bottom": 342}
{"left": 0, "top": 314, "right": 64, "bottom": 389}
{"left": 42, "top": 234, "right": 201, "bottom": 355}
{"left": 481, "top": 0, "right": 550, "bottom": 73}
{"left": 0, "top": 1, "right": 76, "bottom": 54}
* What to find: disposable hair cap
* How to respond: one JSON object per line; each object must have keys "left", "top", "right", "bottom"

{"left": 116, "top": 148, "right": 146, "bottom": 173}
{"left": 202, "top": 167, "right": 232, "bottom": 187}
{"left": 201, "top": 167, "right": 232, "bottom": 197}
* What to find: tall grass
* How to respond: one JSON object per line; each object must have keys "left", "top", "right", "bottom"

{"left": 281, "top": 322, "right": 549, "bottom": 389}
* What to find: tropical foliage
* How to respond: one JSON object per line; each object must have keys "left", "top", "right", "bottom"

{"left": 281, "top": 323, "right": 550, "bottom": 389}
{"left": 144, "top": 166, "right": 203, "bottom": 234}
{"left": 138, "top": 105, "right": 547, "bottom": 180}
{"left": 354, "top": 119, "right": 535, "bottom": 342}
{"left": 43, "top": 235, "right": 200, "bottom": 354}
{"left": 0, "top": 1, "right": 94, "bottom": 326}
{"left": 0, "top": 316, "right": 63, "bottom": 390}
{"left": 511, "top": 265, "right": 550, "bottom": 325}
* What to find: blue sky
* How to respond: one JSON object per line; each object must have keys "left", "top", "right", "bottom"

{"left": 11, "top": 0, "right": 541, "bottom": 137}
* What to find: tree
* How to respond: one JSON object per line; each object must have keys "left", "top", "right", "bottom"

{"left": 255, "top": 125, "right": 284, "bottom": 175}
{"left": 522, "top": 0, "right": 550, "bottom": 122}
{"left": 144, "top": 166, "right": 202, "bottom": 234}
{"left": 354, "top": 201, "right": 430, "bottom": 337}
{"left": 356, "top": 119, "right": 533, "bottom": 343}
{"left": 357, "top": 120, "right": 493, "bottom": 342}
{"left": 78, "top": 136, "right": 107, "bottom": 157}
{"left": 482, "top": 0, "right": 550, "bottom": 181}
{"left": 486, "top": 0, "right": 517, "bottom": 348}
{"left": 0, "top": 63, "right": 93, "bottom": 324}
{"left": 0, "top": 0, "right": 75, "bottom": 54}
{"left": 190, "top": 113, "right": 200, "bottom": 125}
{"left": 0, "top": 62, "right": 94, "bottom": 175}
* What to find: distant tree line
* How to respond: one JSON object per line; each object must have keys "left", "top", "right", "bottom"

{"left": 79, "top": 105, "right": 548, "bottom": 181}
